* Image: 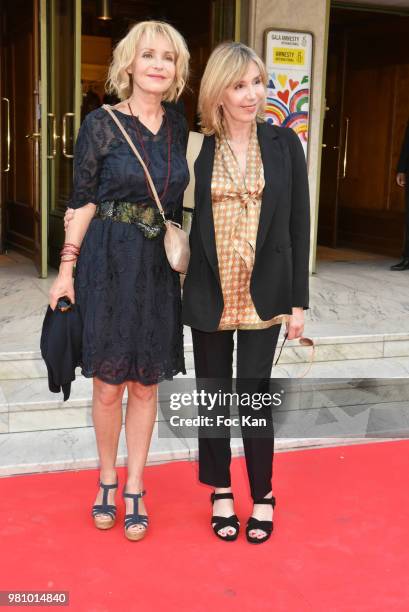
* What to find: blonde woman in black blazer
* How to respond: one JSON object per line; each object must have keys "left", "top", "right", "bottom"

{"left": 182, "top": 42, "right": 310, "bottom": 544}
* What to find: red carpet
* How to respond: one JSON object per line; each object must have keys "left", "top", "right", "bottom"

{"left": 1, "top": 440, "right": 409, "bottom": 612}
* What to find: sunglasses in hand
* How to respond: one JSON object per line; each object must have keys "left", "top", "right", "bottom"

{"left": 274, "top": 333, "right": 315, "bottom": 378}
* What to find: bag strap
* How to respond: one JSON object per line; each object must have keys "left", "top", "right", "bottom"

{"left": 102, "top": 104, "right": 166, "bottom": 222}
{"left": 183, "top": 131, "right": 204, "bottom": 211}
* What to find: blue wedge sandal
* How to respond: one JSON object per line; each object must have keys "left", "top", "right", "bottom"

{"left": 92, "top": 480, "right": 118, "bottom": 530}
{"left": 123, "top": 488, "right": 149, "bottom": 541}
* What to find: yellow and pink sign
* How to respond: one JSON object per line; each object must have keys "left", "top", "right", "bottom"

{"left": 264, "top": 29, "right": 313, "bottom": 158}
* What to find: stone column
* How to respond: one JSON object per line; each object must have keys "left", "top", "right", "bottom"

{"left": 248, "top": 0, "right": 331, "bottom": 272}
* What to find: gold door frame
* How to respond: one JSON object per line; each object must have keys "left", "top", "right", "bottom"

{"left": 39, "top": 0, "right": 81, "bottom": 278}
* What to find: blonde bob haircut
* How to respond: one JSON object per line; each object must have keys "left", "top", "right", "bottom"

{"left": 198, "top": 42, "right": 268, "bottom": 137}
{"left": 106, "top": 21, "right": 190, "bottom": 102}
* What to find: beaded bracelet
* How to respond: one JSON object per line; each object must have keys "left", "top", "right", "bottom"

{"left": 60, "top": 242, "right": 80, "bottom": 263}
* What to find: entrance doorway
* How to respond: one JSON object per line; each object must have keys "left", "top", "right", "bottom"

{"left": 0, "top": 0, "right": 44, "bottom": 272}
{"left": 80, "top": 0, "right": 235, "bottom": 127}
{"left": 0, "top": 0, "right": 242, "bottom": 276}
{"left": 318, "top": 6, "right": 409, "bottom": 257}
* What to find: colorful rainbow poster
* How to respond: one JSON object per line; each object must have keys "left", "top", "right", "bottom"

{"left": 264, "top": 29, "right": 313, "bottom": 159}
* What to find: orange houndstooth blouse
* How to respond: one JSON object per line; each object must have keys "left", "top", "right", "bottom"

{"left": 211, "top": 121, "right": 289, "bottom": 330}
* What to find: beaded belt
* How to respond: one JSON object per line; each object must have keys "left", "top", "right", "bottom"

{"left": 95, "top": 201, "right": 165, "bottom": 239}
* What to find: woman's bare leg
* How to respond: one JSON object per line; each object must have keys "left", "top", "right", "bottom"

{"left": 123, "top": 381, "right": 158, "bottom": 534}
{"left": 92, "top": 377, "right": 126, "bottom": 522}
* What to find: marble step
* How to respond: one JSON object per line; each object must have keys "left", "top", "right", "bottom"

{"left": 1, "top": 371, "right": 408, "bottom": 476}
{"left": 1, "top": 331, "right": 409, "bottom": 381}
{"left": 1, "top": 369, "right": 408, "bottom": 435}
{"left": 0, "top": 409, "right": 406, "bottom": 477}
{"left": 0, "top": 422, "right": 199, "bottom": 477}
{"left": 1, "top": 422, "right": 399, "bottom": 477}
{"left": 4, "top": 420, "right": 360, "bottom": 477}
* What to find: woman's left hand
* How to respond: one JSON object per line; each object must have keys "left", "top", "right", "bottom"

{"left": 286, "top": 307, "right": 304, "bottom": 340}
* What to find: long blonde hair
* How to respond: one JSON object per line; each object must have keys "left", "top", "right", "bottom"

{"left": 106, "top": 21, "right": 190, "bottom": 102}
{"left": 198, "top": 42, "right": 267, "bottom": 137}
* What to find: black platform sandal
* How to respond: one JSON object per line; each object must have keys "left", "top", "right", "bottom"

{"left": 123, "top": 488, "right": 149, "bottom": 541}
{"left": 210, "top": 492, "right": 240, "bottom": 542}
{"left": 246, "top": 496, "right": 276, "bottom": 544}
{"left": 92, "top": 479, "right": 118, "bottom": 530}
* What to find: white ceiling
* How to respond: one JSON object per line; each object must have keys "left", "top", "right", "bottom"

{"left": 335, "top": 0, "right": 409, "bottom": 7}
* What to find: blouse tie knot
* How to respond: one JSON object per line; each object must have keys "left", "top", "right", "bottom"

{"left": 233, "top": 190, "right": 260, "bottom": 270}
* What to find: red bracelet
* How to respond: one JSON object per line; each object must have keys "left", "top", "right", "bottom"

{"left": 60, "top": 242, "right": 80, "bottom": 255}
{"left": 60, "top": 248, "right": 80, "bottom": 257}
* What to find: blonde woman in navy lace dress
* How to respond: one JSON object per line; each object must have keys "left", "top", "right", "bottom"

{"left": 49, "top": 21, "right": 190, "bottom": 541}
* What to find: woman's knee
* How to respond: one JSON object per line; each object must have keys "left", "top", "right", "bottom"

{"left": 127, "top": 381, "right": 157, "bottom": 402}
{"left": 93, "top": 378, "right": 125, "bottom": 406}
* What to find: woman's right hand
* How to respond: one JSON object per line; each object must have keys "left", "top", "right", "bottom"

{"left": 49, "top": 272, "right": 75, "bottom": 310}
{"left": 64, "top": 207, "right": 75, "bottom": 230}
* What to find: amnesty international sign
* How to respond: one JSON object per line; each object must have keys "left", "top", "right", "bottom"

{"left": 264, "top": 29, "right": 313, "bottom": 159}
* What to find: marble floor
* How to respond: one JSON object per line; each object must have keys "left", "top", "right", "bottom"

{"left": 308, "top": 249, "right": 409, "bottom": 338}
{"left": 1, "top": 248, "right": 409, "bottom": 354}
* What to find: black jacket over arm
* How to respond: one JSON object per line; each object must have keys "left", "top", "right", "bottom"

{"left": 182, "top": 121, "right": 311, "bottom": 332}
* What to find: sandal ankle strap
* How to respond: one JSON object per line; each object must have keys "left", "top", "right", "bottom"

{"left": 253, "top": 496, "right": 276, "bottom": 507}
{"left": 123, "top": 489, "right": 146, "bottom": 500}
{"left": 98, "top": 480, "right": 118, "bottom": 490}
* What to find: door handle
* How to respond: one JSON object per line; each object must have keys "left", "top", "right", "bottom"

{"left": 62, "top": 112, "right": 75, "bottom": 158}
{"left": 342, "top": 117, "right": 350, "bottom": 179}
{"left": 1, "top": 97, "right": 11, "bottom": 172}
{"left": 47, "top": 113, "right": 60, "bottom": 159}
{"left": 25, "top": 132, "right": 41, "bottom": 140}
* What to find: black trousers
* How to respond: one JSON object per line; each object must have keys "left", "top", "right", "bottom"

{"left": 191, "top": 325, "right": 281, "bottom": 501}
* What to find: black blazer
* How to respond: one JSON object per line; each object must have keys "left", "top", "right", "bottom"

{"left": 182, "top": 121, "right": 311, "bottom": 332}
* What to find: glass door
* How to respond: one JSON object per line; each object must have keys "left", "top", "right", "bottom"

{"left": 40, "top": 0, "right": 81, "bottom": 274}
{"left": 211, "top": 0, "right": 236, "bottom": 46}
{"left": 211, "top": 0, "right": 246, "bottom": 46}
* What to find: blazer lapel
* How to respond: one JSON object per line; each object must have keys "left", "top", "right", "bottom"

{"left": 195, "top": 135, "right": 220, "bottom": 279}
{"left": 255, "top": 122, "right": 286, "bottom": 255}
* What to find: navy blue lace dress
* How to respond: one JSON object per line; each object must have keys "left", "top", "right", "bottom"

{"left": 69, "top": 106, "right": 189, "bottom": 385}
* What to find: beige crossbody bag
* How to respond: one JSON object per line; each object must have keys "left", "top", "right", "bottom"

{"left": 103, "top": 104, "right": 192, "bottom": 274}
